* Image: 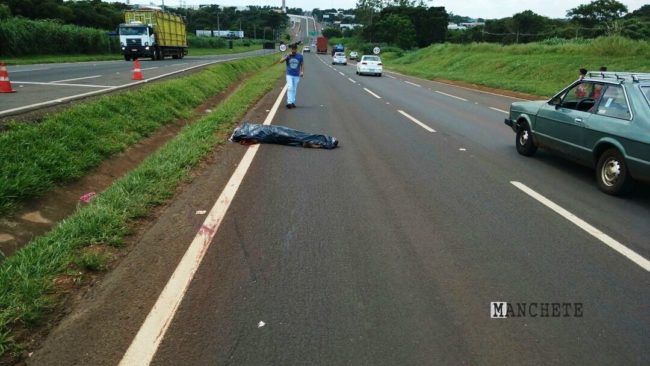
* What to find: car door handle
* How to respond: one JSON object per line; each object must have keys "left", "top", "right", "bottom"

{"left": 574, "top": 118, "right": 583, "bottom": 125}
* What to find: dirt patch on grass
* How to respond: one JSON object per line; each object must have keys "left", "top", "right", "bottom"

{"left": 0, "top": 81, "right": 241, "bottom": 260}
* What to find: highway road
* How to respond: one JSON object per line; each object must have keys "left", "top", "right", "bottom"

{"left": 27, "top": 16, "right": 650, "bottom": 366}
{"left": 0, "top": 49, "right": 274, "bottom": 118}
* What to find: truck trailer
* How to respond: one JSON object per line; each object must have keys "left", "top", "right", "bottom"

{"left": 119, "top": 9, "right": 187, "bottom": 61}
{"left": 316, "top": 36, "right": 328, "bottom": 54}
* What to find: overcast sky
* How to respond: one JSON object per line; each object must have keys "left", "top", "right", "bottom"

{"left": 124, "top": 0, "right": 646, "bottom": 19}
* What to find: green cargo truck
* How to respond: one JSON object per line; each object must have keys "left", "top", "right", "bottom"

{"left": 119, "top": 9, "right": 187, "bottom": 61}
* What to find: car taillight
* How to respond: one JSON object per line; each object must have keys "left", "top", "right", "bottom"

{"left": 361, "top": 62, "right": 367, "bottom": 65}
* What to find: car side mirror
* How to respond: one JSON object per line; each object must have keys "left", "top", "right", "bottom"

{"left": 549, "top": 96, "right": 561, "bottom": 108}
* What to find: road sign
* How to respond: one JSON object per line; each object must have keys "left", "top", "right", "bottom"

{"left": 279, "top": 44, "right": 287, "bottom": 52}
{"left": 309, "top": 31, "right": 317, "bottom": 36}
{"left": 373, "top": 47, "right": 380, "bottom": 55}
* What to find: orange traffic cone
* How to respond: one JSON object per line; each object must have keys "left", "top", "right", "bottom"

{"left": 0, "top": 63, "right": 16, "bottom": 93}
{"left": 132, "top": 59, "right": 143, "bottom": 81}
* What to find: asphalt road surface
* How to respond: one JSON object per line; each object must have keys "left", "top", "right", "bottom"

{"left": 0, "top": 49, "right": 274, "bottom": 117}
{"left": 27, "top": 17, "right": 650, "bottom": 366}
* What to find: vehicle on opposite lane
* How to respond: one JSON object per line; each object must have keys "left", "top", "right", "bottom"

{"left": 505, "top": 71, "right": 650, "bottom": 195}
{"left": 356, "top": 55, "right": 383, "bottom": 76}
{"left": 349, "top": 51, "right": 358, "bottom": 60}
{"left": 332, "top": 52, "right": 347, "bottom": 65}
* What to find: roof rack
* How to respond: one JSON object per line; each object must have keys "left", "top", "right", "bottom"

{"left": 587, "top": 71, "right": 650, "bottom": 83}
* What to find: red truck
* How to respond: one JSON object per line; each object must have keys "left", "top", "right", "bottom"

{"left": 316, "top": 36, "right": 328, "bottom": 54}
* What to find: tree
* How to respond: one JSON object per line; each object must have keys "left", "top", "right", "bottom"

{"left": 374, "top": 13, "right": 416, "bottom": 49}
{"left": 567, "top": 0, "right": 628, "bottom": 34}
{"left": 510, "top": 10, "right": 550, "bottom": 42}
{"left": 322, "top": 27, "right": 342, "bottom": 38}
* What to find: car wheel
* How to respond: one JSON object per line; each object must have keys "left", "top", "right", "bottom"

{"left": 515, "top": 122, "right": 537, "bottom": 156}
{"left": 377, "top": 73, "right": 382, "bottom": 77}
{"left": 344, "top": 63, "right": 347, "bottom": 66}
{"left": 124, "top": 55, "right": 131, "bottom": 61}
{"left": 596, "top": 148, "right": 633, "bottom": 195}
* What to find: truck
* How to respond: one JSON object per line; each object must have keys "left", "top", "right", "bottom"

{"left": 119, "top": 9, "right": 187, "bottom": 61}
{"left": 316, "top": 36, "right": 328, "bottom": 54}
{"left": 331, "top": 43, "right": 344, "bottom": 56}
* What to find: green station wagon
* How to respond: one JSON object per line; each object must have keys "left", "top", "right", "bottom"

{"left": 505, "top": 72, "right": 650, "bottom": 195}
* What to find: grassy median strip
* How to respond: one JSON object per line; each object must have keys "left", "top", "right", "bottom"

{"left": 0, "top": 55, "right": 276, "bottom": 215}
{"left": 0, "top": 60, "right": 283, "bottom": 355}
{"left": 387, "top": 36, "right": 650, "bottom": 97}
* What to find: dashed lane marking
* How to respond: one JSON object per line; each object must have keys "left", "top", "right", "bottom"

{"left": 511, "top": 181, "right": 650, "bottom": 272}
{"left": 435, "top": 90, "right": 468, "bottom": 102}
{"left": 398, "top": 110, "right": 436, "bottom": 133}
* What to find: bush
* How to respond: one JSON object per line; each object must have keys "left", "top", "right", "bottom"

{"left": 187, "top": 35, "right": 227, "bottom": 48}
{"left": 0, "top": 17, "right": 116, "bottom": 56}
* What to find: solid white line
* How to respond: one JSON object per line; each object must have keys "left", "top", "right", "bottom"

{"left": 51, "top": 75, "right": 102, "bottom": 83}
{"left": 7, "top": 68, "right": 51, "bottom": 73}
{"left": 140, "top": 67, "right": 159, "bottom": 71}
{"left": 348, "top": 78, "right": 356, "bottom": 83}
{"left": 490, "top": 107, "right": 509, "bottom": 114}
{"left": 363, "top": 88, "right": 381, "bottom": 99}
{"left": 511, "top": 181, "right": 650, "bottom": 272}
{"left": 171, "top": 63, "right": 188, "bottom": 66}
{"left": 404, "top": 80, "right": 421, "bottom": 87}
{"left": 119, "top": 84, "right": 290, "bottom": 366}
{"left": 12, "top": 81, "right": 110, "bottom": 88}
{"left": 386, "top": 74, "right": 397, "bottom": 79}
{"left": 397, "top": 110, "right": 436, "bottom": 133}
{"left": 435, "top": 90, "right": 468, "bottom": 102}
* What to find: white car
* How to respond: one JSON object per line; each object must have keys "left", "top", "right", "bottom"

{"left": 302, "top": 46, "right": 310, "bottom": 53}
{"left": 349, "top": 51, "right": 358, "bottom": 60}
{"left": 332, "top": 52, "right": 347, "bottom": 65}
{"left": 356, "top": 55, "right": 383, "bottom": 76}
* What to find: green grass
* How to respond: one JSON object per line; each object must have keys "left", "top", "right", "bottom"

{"left": 0, "top": 55, "right": 275, "bottom": 215}
{"left": 386, "top": 36, "right": 650, "bottom": 97}
{"left": 0, "top": 59, "right": 284, "bottom": 357}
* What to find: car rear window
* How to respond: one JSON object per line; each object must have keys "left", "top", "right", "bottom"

{"left": 642, "top": 86, "right": 650, "bottom": 106}
{"left": 363, "top": 56, "right": 380, "bottom": 61}
{"left": 335, "top": 52, "right": 345, "bottom": 56}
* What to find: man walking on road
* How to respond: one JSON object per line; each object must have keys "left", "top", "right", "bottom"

{"left": 278, "top": 43, "right": 304, "bottom": 109}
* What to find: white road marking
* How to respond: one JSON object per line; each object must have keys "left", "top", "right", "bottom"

{"left": 404, "top": 81, "right": 421, "bottom": 87}
{"left": 140, "top": 67, "right": 159, "bottom": 71}
{"left": 171, "top": 63, "right": 188, "bottom": 66}
{"left": 511, "top": 181, "right": 650, "bottom": 272}
{"left": 348, "top": 78, "right": 356, "bottom": 83}
{"left": 12, "top": 81, "right": 110, "bottom": 88}
{"left": 490, "top": 107, "right": 509, "bottom": 114}
{"left": 435, "top": 91, "right": 468, "bottom": 101}
{"left": 119, "top": 84, "right": 289, "bottom": 366}
{"left": 385, "top": 70, "right": 526, "bottom": 100}
{"left": 386, "top": 74, "right": 397, "bottom": 79}
{"left": 51, "top": 75, "right": 102, "bottom": 83}
{"left": 398, "top": 110, "right": 436, "bottom": 133}
{"left": 7, "top": 68, "right": 51, "bottom": 73}
{"left": 459, "top": 148, "right": 467, "bottom": 151}
{"left": 363, "top": 88, "right": 381, "bottom": 99}
{"left": 258, "top": 321, "right": 266, "bottom": 328}
{"left": 338, "top": 71, "right": 345, "bottom": 76}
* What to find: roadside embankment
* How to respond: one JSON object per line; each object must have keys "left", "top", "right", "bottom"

{"left": 0, "top": 56, "right": 283, "bottom": 359}
{"left": 386, "top": 36, "right": 650, "bottom": 97}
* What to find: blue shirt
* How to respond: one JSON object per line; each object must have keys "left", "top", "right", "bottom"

{"left": 285, "top": 53, "right": 303, "bottom": 77}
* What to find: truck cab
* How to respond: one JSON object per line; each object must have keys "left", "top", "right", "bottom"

{"left": 119, "top": 22, "right": 156, "bottom": 61}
